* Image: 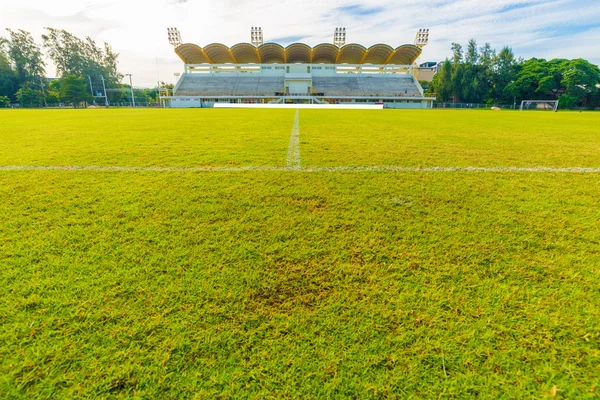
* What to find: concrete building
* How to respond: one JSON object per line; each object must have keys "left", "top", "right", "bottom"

{"left": 162, "top": 28, "right": 436, "bottom": 109}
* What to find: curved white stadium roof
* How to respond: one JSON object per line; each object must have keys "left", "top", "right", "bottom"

{"left": 175, "top": 43, "right": 422, "bottom": 65}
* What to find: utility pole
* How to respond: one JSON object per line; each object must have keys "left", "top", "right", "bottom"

{"left": 39, "top": 76, "right": 47, "bottom": 108}
{"left": 87, "top": 75, "right": 96, "bottom": 106}
{"left": 100, "top": 76, "right": 109, "bottom": 107}
{"left": 158, "top": 81, "right": 163, "bottom": 108}
{"left": 125, "top": 74, "right": 135, "bottom": 107}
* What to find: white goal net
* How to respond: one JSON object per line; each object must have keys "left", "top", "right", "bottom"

{"left": 520, "top": 100, "right": 559, "bottom": 111}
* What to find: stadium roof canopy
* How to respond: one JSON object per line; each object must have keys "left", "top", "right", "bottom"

{"left": 175, "top": 43, "right": 422, "bottom": 65}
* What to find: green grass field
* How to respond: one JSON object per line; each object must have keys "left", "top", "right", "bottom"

{"left": 1, "top": 109, "right": 599, "bottom": 398}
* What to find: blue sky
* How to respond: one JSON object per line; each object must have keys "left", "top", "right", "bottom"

{"left": 1, "top": 0, "right": 599, "bottom": 86}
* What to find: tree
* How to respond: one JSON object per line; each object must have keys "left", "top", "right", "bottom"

{"left": 479, "top": 43, "right": 496, "bottom": 70}
{"left": 42, "top": 28, "right": 122, "bottom": 95}
{"left": 503, "top": 57, "right": 600, "bottom": 108}
{"left": 492, "top": 47, "right": 518, "bottom": 103}
{"left": 465, "top": 39, "right": 479, "bottom": 65}
{"left": 0, "top": 95, "right": 9, "bottom": 107}
{"left": 4, "top": 29, "right": 45, "bottom": 87}
{"left": 451, "top": 42, "right": 463, "bottom": 65}
{"left": 0, "top": 42, "right": 18, "bottom": 100}
{"left": 436, "top": 60, "right": 453, "bottom": 102}
{"left": 505, "top": 59, "right": 566, "bottom": 102}
{"left": 430, "top": 60, "right": 451, "bottom": 102}
{"left": 432, "top": 40, "right": 496, "bottom": 104}
{"left": 538, "top": 59, "right": 567, "bottom": 99}
{"left": 59, "top": 74, "right": 93, "bottom": 107}
{"left": 138, "top": 87, "right": 159, "bottom": 104}
{"left": 46, "top": 79, "right": 61, "bottom": 105}
{"left": 561, "top": 59, "right": 600, "bottom": 108}
{"left": 15, "top": 84, "right": 45, "bottom": 107}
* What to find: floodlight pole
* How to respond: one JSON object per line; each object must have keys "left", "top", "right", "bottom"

{"left": 334, "top": 27, "right": 346, "bottom": 47}
{"left": 251, "top": 27, "right": 264, "bottom": 47}
{"left": 125, "top": 74, "right": 135, "bottom": 107}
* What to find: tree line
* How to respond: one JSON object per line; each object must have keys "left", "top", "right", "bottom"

{"left": 0, "top": 28, "right": 168, "bottom": 108}
{"left": 427, "top": 39, "right": 600, "bottom": 109}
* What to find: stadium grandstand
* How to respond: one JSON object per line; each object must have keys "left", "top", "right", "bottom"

{"left": 162, "top": 27, "right": 436, "bottom": 108}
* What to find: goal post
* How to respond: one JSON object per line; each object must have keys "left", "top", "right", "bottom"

{"left": 520, "top": 100, "right": 559, "bottom": 112}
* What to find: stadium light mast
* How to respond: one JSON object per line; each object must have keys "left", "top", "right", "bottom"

{"left": 251, "top": 27, "right": 264, "bottom": 47}
{"left": 414, "top": 29, "right": 430, "bottom": 48}
{"left": 167, "top": 27, "right": 182, "bottom": 47}
{"left": 334, "top": 27, "right": 346, "bottom": 47}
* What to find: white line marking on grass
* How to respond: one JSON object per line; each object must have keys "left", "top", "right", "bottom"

{"left": 303, "top": 166, "right": 600, "bottom": 173}
{"left": 286, "top": 109, "right": 301, "bottom": 170}
{"left": 2, "top": 166, "right": 600, "bottom": 173}
{"left": 0, "top": 165, "right": 284, "bottom": 172}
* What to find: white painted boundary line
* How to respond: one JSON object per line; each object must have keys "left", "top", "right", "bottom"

{"left": 307, "top": 166, "right": 600, "bottom": 173}
{"left": 1, "top": 166, "right": 600, "bottom": 173}
{"left": 286, "top": 109, "right": 301, "bottom": 170}
{"left": 214, "top": 103, "right": 384, "bottom": 109}
{"left": 0, "top": 165, "right": 283, "bottom": 172}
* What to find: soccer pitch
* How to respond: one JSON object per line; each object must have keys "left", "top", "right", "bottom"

{"left": 1, "top": 109, "right": 599, "bottom": 398}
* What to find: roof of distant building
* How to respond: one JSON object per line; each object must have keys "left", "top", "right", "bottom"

{"left": 175, "top": 42, "right": 423, "bottom": 65}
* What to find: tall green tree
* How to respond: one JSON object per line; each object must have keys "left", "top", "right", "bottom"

{"left": 479, "top": 43, "right": 496, "bottom": 70}
{"left": 560, "top": 59, "right": 600, "bottom": 108}
{"left": 430, "top": 39, "right": 600, "bottom": 109}
{"left": 15, "top": 84, "right": 45, "bottom": 107}
{"left": 42, "top": 28, "right": 122, "bottom": 99}
{"left": 492, "top": 47, "right": 518, "bottom": 103}
{"left": 0, "top": 40, "right": 18, "bottom": 100}
{"left": 503, "top": 58, "right": 600, "bottom": 108}
{"left": 451, "top": 42, "right": 463, "bottom": 65}
{"left": 433, "top": 60, "right": 453, "bottom": 102}
{"left": 59, "top": 74, "right": 93, "bottom": 107}
{"left": 433, "top": 39, "right": 497, "bottom": 104}
{"left": 46, "top": 79, "right": 62, "bottom": 105}
{"left": 4, "top": 29, "right": 45, "bottom": 87}
{"left": 465, "top": 39, "right": 479, "bottom": 65}
{"left": 505, "top": 58, "right": 565, "bottom": 101}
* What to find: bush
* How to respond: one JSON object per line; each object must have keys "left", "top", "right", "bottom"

{"left": 0, "top": 96, "right": 10, "bottom": 108}
{"left": 59, "top": 75, "right": 93, "bottom": 108}
{"left": 16, "top": 86, "right": 45, "bottom": 108}
{"left": 558, "top": 94, "right": 578, "bottom": 110}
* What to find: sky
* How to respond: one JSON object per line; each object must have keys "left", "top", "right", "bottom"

{"left": 1, "top": 0, "right": 599, "bottom": 87}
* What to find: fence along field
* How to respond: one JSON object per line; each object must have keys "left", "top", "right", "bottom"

{"left": 0, "top": 108, "right": 599, "bottom": 398}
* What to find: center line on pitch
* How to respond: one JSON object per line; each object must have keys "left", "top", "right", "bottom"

{"left": 286, "top": 109, "right": 301, "bottom": 170}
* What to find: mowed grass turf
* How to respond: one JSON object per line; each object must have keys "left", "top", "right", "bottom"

{"left": 301, "top": 110, "right": 600, "bottom": 167}
{"left": 0, "top": 109, "right": 294, "bottom": 167}
{"left": 1, "top": 109, "right": 600, "bottom": 398}
{"left": 1, "top": 108, "right": 599, "bottom": 169}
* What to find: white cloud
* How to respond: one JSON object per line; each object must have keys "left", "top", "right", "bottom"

{"left": 1, "top": 0, "right": 598, "bottom": 87}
